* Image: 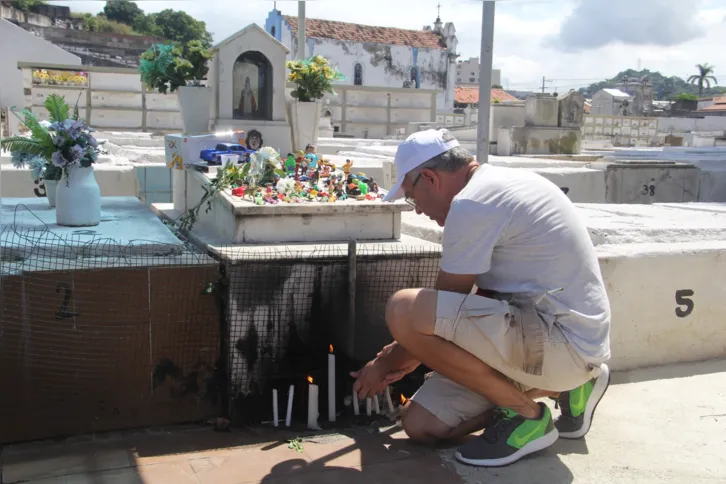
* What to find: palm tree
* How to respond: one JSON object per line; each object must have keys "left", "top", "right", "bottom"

{"left": 687, "top": 64, "right": 718, "bottom": 97}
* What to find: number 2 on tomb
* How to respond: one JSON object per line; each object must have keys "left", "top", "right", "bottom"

{"left": 56, "top": 282, "right": 80, "bottom": 320}
{"left": 674, "top": 289, "right": 694, "bottom": 318}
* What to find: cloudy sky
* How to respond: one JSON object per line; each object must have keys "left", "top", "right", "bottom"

{"left": 49, "top": 0, "right": 725, "bottom": 92}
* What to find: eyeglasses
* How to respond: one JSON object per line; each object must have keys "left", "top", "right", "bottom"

{"left": 404, "top": 173, "right": 422, "bottom": 208}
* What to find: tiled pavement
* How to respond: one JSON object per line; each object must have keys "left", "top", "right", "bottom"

{"left": 0, "top": 422, "right": 459, "bottom": 484}
{"left": 4, "top": 359, "right": 726, "bottom": 484}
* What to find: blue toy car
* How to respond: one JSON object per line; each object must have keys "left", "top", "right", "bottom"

{"left": 200, "top": 143, "right": 254, "bottom": 164}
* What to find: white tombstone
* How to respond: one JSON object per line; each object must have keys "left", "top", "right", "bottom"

{"left": 208, "top": 24, "right": 292, "bottom": 155}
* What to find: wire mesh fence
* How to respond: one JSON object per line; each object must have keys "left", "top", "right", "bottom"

{"left": 1, "top": 205, "right": 443, "bottom": 440}
{"left": 0, "top": 221, "right": 224, "bottom": 444}
{"left": 214, "top": 243, "right": 442, "bottom": 425}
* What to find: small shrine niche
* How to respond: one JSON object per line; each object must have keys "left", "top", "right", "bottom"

{"left": 233, "top": 51, "right": 272, "bottom": 121}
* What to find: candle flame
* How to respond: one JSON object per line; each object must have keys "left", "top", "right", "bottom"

{"left": 307, "top": 376, "right": 313, "bottom": 384}
{"left": 329, "top": 344, "right": 334, "bottom": 353}
{"left": 400, "top": 394, "right": 408, "bottom": 405}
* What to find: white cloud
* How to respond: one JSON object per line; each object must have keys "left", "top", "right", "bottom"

{"left": 47, "top": 0, "right": 724, "bottom": 91}
{"left": 546, "top": 0, "right": 706, "bottom": 52}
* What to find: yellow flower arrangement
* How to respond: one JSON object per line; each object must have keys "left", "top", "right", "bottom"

{"left": 286, "top": 55, "right": 346, "bottom": 102}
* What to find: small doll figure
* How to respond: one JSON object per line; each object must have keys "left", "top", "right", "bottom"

{"left": 294, "top": 150, "right": 306, "bottom": 181}
{"left": 343, "top": 159, "right": 353, "bottom": 175}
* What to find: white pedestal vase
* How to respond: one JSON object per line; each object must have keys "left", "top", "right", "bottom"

{"left": 289, "top": 100, "right": 321, "bottom": 151}
{"left": 55, "top": 165, "right": 101, "bottom": 227}
{"left": 45, "top": 179, "right": 58, "bottom": 208}
{"left": 178, "top": 86, "right": 213, "bottom": 134}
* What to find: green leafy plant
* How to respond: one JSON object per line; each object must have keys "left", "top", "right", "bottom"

{"left": 287, "top": 437, "right": 304, "bottom": 453}
{"left": 1, "top": 93, "right": 102, "bottom": 182}
{"left": 174, "top": 161, "right": 251, "bottom": 233}
{"left": 139, "top": 40, "right": 212, "bottom": 94}
{"left": 672, "top": 93, "right": 700, "bottom": 101}
{"left": 286, "top": 55, "right": 346, "bottom": 102}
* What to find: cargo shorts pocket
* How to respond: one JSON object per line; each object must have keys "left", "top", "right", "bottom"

{"left": 435, "top": 292, "right": 551, "bottom": 378}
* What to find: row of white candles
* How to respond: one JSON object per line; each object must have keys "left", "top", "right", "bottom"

{"left": 270, "top": 345, "right": 402, "bottom": 429}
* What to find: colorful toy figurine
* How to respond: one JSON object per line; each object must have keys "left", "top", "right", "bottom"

{"left": 305, "top": 144, "right": 319, "bottom": 170}
{"left": 294, "top": 150, "right": 306, "bottom": 181}
{"left": 343, "top": 159, "right": 353, "bottom": 175}
{"left": 356, "top": 179, "right": 369, "bottom": 195}
{"left": 285, "top": 153, "right": 296, "bottom": 173}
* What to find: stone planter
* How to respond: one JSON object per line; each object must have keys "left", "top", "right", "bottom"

{"left": 45, "top": 179, "right": 58, "bottom": 208}
{"left": 56, "top": 165, "right": 101, "bottom": 227}
{"left": 178, "top": 86, "right": 213, "bottom": 134}
{"left": 289, "top": 100, "right": 321, "bottom": 151}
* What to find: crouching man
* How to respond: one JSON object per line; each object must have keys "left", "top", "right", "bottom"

{"left": 351, "top": 129, "right": 611, "bottom": 467}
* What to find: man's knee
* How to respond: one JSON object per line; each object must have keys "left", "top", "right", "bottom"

{"left": 400, "top": 401, "right": 453, "bottom": 445}
{"left": 385, "top": 288, "right": 436, "bottom": 339}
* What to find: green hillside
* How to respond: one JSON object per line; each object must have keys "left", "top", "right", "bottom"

{"left": 579, "top": 69, "right": 725, "bottom": 100}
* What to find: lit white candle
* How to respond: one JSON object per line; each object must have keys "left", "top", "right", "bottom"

{"left": 352, "top": 388, "right": 360, "bottom": 415}
{"left": 285, "top": 384, "right": 294, "bottom": 427}
{"left": 385, "top": 387, "right": 395, "bottom": 414}
{"left": 307, "top": 376, "right": 320, "bottom": 430}
{"left": 366, "top": 397, "right": 372, "bottom": 416}
{"left": 328, "top": 345, "right": 336, "bottom": 422}
{"left": 373, "top": 394, "right": 380, "bottom": 414}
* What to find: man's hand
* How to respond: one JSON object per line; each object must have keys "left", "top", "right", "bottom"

{"left": 351, "top": 358, "right": 389, "bottom": 400}
{"left": 351, "top": 342, "right": 420, "bottom": 399}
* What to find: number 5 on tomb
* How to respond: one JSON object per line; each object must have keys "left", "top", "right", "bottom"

{"left": 674, "top": 289, "right": 694, "bottom": 318}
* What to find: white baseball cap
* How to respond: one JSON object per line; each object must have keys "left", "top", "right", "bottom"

{"left": 383, "top": 129, "right": 460, "bottom": 202}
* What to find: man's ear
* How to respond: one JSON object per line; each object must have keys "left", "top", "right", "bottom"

{"left": 421, "top": 168, "right": 439, "bottom": 188}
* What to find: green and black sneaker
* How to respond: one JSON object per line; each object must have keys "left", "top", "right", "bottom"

{"left": 455, "top": 402, "right": 559, "bottom": 467}
{"left": 554, "top": 363, "right": 610, "bottom": 439}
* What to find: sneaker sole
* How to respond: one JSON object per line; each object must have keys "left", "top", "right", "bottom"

{"left": 558, "top": 363, "right": 611, "bottom": 439}
{"left": 454, "top": 428, "right": 559, "bottom": 468}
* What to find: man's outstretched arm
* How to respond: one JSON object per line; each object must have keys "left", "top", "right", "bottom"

{"left": 352, "top": 270, "right": 477, "bottom": 398}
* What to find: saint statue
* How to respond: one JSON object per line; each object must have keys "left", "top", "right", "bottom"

{"left": 238, "top": 76, "right": 257, "bottom": 117}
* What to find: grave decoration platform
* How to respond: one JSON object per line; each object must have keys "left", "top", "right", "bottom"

{"left": 171, "top": 158, "right": 412, "bottom": 244}
{"left": 401, "top": 202, "right": 726, "bottom": 372}
{"left": 0, "top": 197, "right": 222, "bottom": 444}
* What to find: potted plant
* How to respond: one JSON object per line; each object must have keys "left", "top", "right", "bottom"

{"left": 139, "top": 40, "right": 213, "bottom": 134}
{"left": 1, "top": 94, "right": 105, "bottom": 226}
{"left": 286, "top": 55, "right": 345, "bottom": 149}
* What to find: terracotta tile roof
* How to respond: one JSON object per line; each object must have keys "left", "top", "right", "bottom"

{"left": 284, "top": 16, "right": 445, "bottom": 49}
{"left": 697, "top": 96, "right": 726, "bottom": 112}
{"left": 454, "top": 87, "right": 518, "bottom": 104}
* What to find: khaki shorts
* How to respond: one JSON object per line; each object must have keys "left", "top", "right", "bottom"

{"left": 411, "top": 290, "right": 600, "bottom": 428}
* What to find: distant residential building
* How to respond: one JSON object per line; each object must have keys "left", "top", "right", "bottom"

{"left": 591, "top": 88, "right": 632, "bottom": 116}
{"left": 696, "top": 96, "right": 726, "bottom": 117}
{"left": 456, "top": 56, "right": 501, "bottom": 87}
{"left": 265, "top": 9, "right": 459, "bottom": 109}
{"left": 454, "top": 86, "right": 517, "bottom": 108}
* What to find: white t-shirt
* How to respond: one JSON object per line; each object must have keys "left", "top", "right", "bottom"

{"left": 441, "top": 164, "right": 610, "bottom": 364}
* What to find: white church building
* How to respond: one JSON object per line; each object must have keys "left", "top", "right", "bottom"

{"left": 264, "top": 9, "right": 458, "bottom": 109}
